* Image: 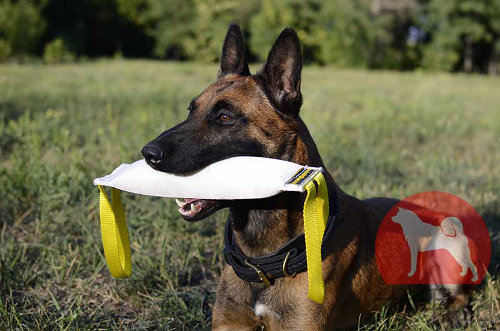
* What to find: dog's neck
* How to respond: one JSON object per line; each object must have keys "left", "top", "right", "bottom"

{"left": 229, "top": 117, "right": 340, "bottom": 257}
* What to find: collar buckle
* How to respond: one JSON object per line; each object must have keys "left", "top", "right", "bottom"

{"left": 282, "top": 251, "right": 297, "bottom": 278}
{"left": 244, "top": 259, "right": 272, "bottom": 287}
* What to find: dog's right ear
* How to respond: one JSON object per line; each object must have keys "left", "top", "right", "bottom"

{"left": 260, "top": 27, "right": 303, "bottom": 117}
{"left": 218, "top": 22, "right": 251, "bottom": 78}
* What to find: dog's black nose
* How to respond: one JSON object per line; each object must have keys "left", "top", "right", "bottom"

{"left": 141, "top": 145, "right": 164, "bottom": 166}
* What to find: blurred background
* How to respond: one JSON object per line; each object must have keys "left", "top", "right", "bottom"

{"left": 1, "top": 1, "right": 499, "bottom": 330}
{"left": 0, "top": 0, "right": 499, "bottom": 74}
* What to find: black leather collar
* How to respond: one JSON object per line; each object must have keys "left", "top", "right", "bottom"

{"left": 223, "top": 188, "right": 338, "bottom": 285}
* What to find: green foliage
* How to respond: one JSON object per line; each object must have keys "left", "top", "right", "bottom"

{"left": 0, "top": 38, "right": 11, "bottom": 61}
{"left": 315, "top": 0, "right": 377, "bottom": 67}
{"left": 0, "top": 60, "right": 499, "bottom": 329}
{"left": 422, "top": 0, "right": 500, "bottom": 73}
{"left": 115, "top": 0, "right": 148, "bottom": 25}
{"left": 0, "top": 0, "right": 499, "bottom": 71}
{"left": 0, "top": 0, "right": 46, "bottom": 56}
{"left": 143, "top": 0, "right": 259, "bottom": 62}
{"left": 250, "top": 0, "right": 420, "bottom": 69}
{"left": 249, "top": 0, "right": 323, "bottom": 62}
{"left": 180, "top": 0, "right": 240, "bottom": 62}
{"left": 141, "top": 0, "right": 195, "bottom": 60}
{"left": 43, "top": 37, "right": 75, "bottom": 63}
{"left": 41, "top": 0, "right": 153, "bottom": 58}
{"left": 421, "top": 25, "right": 460, "bottom": 71}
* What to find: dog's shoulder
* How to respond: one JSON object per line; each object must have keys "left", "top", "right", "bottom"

{"left": 362, "top": 197, "right": 400, "bottom": 220}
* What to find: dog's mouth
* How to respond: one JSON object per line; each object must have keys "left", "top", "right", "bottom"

{"left": 175, "top": 198, "right": 224, "bottom": 222}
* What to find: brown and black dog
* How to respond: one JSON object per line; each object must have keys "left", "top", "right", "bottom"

{"left": 141, "top": 23, "right": 465, "bottom": 331}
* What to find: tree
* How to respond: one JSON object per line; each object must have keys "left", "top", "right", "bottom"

{"left": 249, "top": 0, "right": 420, "bottom": 69}
{"left": 140, "top": 0, "right": 195, "bottom": 60}
{"left": 422, "top": 0, "right": 500, "bottom": 74}
{"left": 0, "top": 0, "right": 46, "bottom": 57}
{"left": 249, "top": 0, "right": 324, "bottom": 63}
{"left": 40, "top": 0, "right": 153, "bottom": 57}
{"left": 143, "top": 0, "right": 259, "bottom": 62}
{"left": 314, "top": 0, "right": 378, "bottom": 67}
{"left": 482, "top": 0, "right": 500, "bottom": 75}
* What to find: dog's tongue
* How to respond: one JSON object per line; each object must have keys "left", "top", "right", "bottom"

{"left": 184, "top": 198, "right": 199, "bottom": 203}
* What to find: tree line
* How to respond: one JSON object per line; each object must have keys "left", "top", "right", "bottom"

{"left": 0, "top": 0, "right": 498, "bottom": 74}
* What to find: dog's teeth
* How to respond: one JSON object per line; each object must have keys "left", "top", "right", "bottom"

{"left": 191, "top": 203, "right": 201, "bottom": 213}
{"left": 176, "top": 199, "right": 187, "bottom": 208}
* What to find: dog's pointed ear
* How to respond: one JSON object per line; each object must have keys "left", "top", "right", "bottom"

{"left": 260, "top": 28, "right": 303, "bottom": 117}
{"left": 218, "top": 22, "right": 250, "bottom": 78}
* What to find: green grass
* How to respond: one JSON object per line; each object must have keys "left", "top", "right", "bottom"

{"left": 0, "top": 60, "right": 499, "bottom": 330}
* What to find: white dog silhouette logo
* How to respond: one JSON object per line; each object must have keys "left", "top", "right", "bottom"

{"left": 376, "top": 192, "right": 490, "bottom": 285}
{"left": 391, "top": 207, "right": 478, "bottom": 282}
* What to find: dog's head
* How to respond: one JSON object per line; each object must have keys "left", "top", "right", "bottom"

{"left": 142, "top": 23, "right": 308, "bottom": 221}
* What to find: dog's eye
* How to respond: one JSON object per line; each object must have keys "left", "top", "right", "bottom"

{"left": 217, "top": 114, "right": 232, "bottom": 123}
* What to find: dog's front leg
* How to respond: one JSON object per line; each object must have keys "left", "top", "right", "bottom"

{"left": 212, "top": 325, "right": 255, "bottom": 331}
{"left": 212, "top": 267, "right": 258, "bottom": 331}
{"left": 212, "top": 299, "right": 257, "bottom": 331}
{"left": 212, "top": 295, "right": 257, "bottom": 331}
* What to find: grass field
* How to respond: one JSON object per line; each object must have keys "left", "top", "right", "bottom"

{"left": 0, "top": 60, "right": 499, "bottom": 330}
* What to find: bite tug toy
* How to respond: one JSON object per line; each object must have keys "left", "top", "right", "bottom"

{"left": 94, "top": 156, "right": 329, "bottom": 303}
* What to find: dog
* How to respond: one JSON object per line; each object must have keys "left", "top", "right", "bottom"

{"left": 391, "top": 207, "right": 478, "bottom": 282}
{"left": 141, "top": 23, "right": 469, "bottom": 331}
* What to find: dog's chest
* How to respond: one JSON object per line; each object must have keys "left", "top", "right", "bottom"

{"left": 254, "top": 302, "right": 279, "bottom": 319}
{"left": 247, "top": 282, "right": 308, "bottom": 330}
{"left": 253, "top": 301, "right": 290, "bottom": 331}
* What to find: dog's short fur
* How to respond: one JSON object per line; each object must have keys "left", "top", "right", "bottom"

{"left": 142, "top": 23, "right": 469, "bottom": 331}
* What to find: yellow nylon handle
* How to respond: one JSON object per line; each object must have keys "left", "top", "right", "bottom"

{"left": 98, "top": 186, "right": 132, "bottom": 278}
{"left": 303, "top": 172, "right": 329, "bottom": 304}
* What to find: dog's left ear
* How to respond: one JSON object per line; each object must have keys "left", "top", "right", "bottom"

{"left": 218, "top": 22, "right": 251, "bottom": 78}
{"left": 260, "top": 28, "right": 303, "bottom": 117}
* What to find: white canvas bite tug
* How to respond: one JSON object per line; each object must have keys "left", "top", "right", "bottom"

{"left": 93, "top": 156, "right": 329, "bottom": 303}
